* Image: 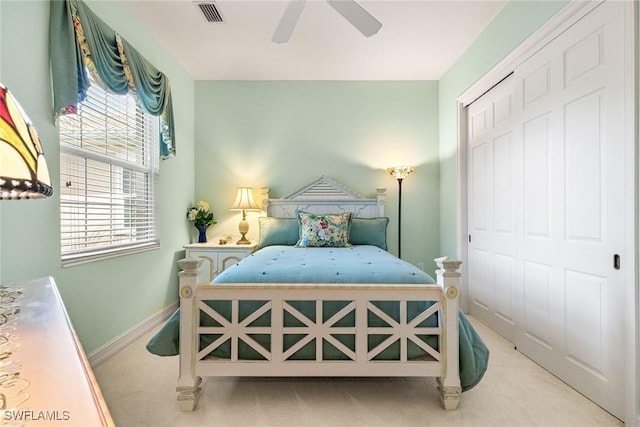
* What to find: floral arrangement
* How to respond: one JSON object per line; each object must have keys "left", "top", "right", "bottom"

{"left": 186, "top": 200, "right": 217, "bottom": 227}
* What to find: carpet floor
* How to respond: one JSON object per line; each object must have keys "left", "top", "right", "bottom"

{"left": 94, "top": 316, "right": 622, "bottom": 427}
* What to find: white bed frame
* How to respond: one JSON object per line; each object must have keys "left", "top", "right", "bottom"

{"left": 176, "top": 177, "right": 463, "bottom": 410}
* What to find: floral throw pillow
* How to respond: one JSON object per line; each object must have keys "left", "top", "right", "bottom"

{"left": 297, "top": 212, "right": 352, "bottom": 248}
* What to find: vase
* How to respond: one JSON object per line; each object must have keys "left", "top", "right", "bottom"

{"left": 195, "top": 223, "right": 209, "bottom": 243}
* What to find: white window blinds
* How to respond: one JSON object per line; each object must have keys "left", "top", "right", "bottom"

{"left": 59, "top": 82, "right": 160, "bottom": 265}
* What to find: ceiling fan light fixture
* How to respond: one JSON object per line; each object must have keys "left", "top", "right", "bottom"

{"left": 272, "top": 0, "right": 306, "bottom": 43}
{"left": 271, "top": 0, "right": 382, "bottom": 44}
{"left": 327, "top": 0, "right": 382, "bottom": 37}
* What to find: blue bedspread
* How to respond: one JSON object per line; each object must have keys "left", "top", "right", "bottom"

{"left": 215, "top": 245, "right": 435, "bottom": 284}
{"left": 147, "top": 246, "right": 489, "bottom": 392}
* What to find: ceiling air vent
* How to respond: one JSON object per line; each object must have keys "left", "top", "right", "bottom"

{"left": 195, "top": 2, "right": 224, "bottom": 23}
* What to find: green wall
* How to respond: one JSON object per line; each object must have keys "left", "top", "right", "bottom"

{"left": 0, "top": 0, "right": 195, "bottom": 353}
{"left": 438, "top": 0, "right": 568, "bottom": 257}
{"left": 0, "top": 0, "right": 579, "bottom": 355}
{"left": 194, "top": 81, "right": 440, "bottom": 274}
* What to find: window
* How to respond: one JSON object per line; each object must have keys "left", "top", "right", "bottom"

{"left": 59, "top": 81, "right": 160, "bottom": 265}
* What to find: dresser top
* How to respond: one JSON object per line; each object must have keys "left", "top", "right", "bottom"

{"left": 2, "top": 276, "right": 114, "bottom": 426}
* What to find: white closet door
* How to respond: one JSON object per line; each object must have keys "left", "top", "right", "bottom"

{"left": 515, "top": 1, "right": 625, "bottom": 417}
{"left": 467, "top": 1, "right": 626, "bottom": 418}
{"left": 467, "top": 74, "right": 519, "bottom": 342}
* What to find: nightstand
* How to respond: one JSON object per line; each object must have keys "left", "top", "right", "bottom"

{"left": 184, "top": 237, "right": 258, "bottom": 283}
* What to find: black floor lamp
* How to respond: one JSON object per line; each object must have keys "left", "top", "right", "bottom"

{"left": 387, "top": 166, "right": 415, "bottom": 259}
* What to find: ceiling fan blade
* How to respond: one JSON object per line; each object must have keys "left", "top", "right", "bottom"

{"left": 326, "top": 0, "right": 382, "bottom": 37}
{"left": 272, "top": 0, "right": 306, "bottom": 44}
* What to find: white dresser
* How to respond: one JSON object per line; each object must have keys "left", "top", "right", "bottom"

{"left": 1, "top": 276, "right": 114, "bottom": 426}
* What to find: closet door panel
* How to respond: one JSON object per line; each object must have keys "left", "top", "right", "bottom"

{"left": 467, "top": 75, "right": 517, "bottom": 340}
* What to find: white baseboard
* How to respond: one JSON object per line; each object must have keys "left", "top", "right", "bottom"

{"left": 88, "top": 302, "right": 178, "bottom": 367}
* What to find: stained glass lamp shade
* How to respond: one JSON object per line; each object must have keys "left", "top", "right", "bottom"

{"left": 230, "top": 187, "right": 260, "bottom": 244}
{"left": 386, "top": 166, "right": 415, "bottom": 180}
{"left": 0, "top": 83, "right": 52, "bottom": 199}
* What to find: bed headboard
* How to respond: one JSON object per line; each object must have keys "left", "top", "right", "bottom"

{"left": 259, "top": 176, "right": 386, "bottom": 218}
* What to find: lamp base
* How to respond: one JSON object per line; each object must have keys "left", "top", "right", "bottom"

{"left": 236, "top": 235, "right": 251, "bottom": 245}
{"left": 237, "top": 217, "right": 251, "bottom": 244}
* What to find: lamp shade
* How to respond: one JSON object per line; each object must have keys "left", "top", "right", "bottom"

{"left": 230, "top": 187, "right": 260, "bottom": 211}
{"left": 0, "top": 83, "right": 52, "bottom": 199}
{"left": 386, "top": 166, "right": 415, "bottom": 180}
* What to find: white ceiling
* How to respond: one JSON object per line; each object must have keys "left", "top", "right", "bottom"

{"left": 123, "top": 0, "right": 506, "bottom": 80}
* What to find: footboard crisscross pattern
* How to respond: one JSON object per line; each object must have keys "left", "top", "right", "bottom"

{"left": 282, "top": 300, "right": 357, "bottom": 361}
{"left": 197, "top": 300, "right": 272, "bottom": 362}
{"left": 367, "top": 301, "right": 442, "bottom": 362}
{"left": 194, "top": 298, "right": 443, "bottom": 364}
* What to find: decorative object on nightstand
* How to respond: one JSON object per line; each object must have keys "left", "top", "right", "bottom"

{"left": 0, "top": 82, "right": 53, "bottom": 199}
{"left": 386, "top": 165, "right": 415, "bottom": 259}
{"left": 230, "top": 187, "right": 261, "bottom": 244}
{"left": 187, "top": 200, "right": 217, "bottom": 243}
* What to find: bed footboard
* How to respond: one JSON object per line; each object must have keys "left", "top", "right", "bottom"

{"left": 176, "top": 257, "right": 462, "bottom": 411}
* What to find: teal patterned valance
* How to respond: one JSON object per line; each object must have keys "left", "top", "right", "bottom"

{"left": 49, "top": 0, "right": 175, "bottom": 159}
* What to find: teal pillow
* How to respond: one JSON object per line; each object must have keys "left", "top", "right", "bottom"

{"left": 349, "top": 217, "right": 389, "bottom": 250}
{"left": 258, "top": 217, "right": 300, "bottom": 249}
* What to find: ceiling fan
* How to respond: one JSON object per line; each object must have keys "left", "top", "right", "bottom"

{"left": 272, "top": 0, "right": 382, "bottom": 44}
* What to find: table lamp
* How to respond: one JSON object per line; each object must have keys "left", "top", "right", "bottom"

{"left": 0, "top": 82, "right": 53, "bottom": 412}
{"left": 230, "top": 187, "right": 260, "bottom": 244}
